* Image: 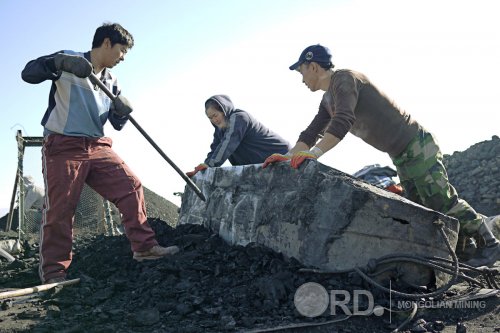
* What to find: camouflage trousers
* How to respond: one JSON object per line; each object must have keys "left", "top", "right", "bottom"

{"left": 391, "top": 128, "right": 483, "bottom": 236}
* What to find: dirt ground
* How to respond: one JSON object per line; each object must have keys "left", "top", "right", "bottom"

{"left": 0, "top": 218, "right": 499, "bottom": 333}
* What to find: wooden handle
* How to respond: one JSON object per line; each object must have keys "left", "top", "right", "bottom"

{"left": 0, "top": 247, "right": 15, "bottom": 263}
{"left": 0, "top": 278, "right": 80, "bottom": 299}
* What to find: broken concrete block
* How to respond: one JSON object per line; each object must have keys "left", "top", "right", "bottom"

{"left": 179, "top": 160, "right": 459, "bottom": 287}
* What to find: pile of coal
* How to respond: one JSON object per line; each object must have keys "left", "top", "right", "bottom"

{"left": 443, "top": 135, "right": 500, "bottom": 216}
{"left": 1, "top": 136, "right": 499, "bottom": 332}
{"left": 2, "top": 219, "right": 389, "bottom": 333}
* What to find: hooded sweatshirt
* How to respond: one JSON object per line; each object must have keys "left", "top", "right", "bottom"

{"left": 205, "top": 95, "right": 290, "bottom": 167}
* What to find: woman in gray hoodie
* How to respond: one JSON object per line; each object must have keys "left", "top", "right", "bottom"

{"left": 186, "top": 95, "right": 290, "bottom": 177}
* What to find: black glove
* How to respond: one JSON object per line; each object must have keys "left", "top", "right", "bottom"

{"left": 111, "top": 95, "right": 133, "bottom": 117}
{"left": 54, "top": 53, "right": 92, "bottom": 78}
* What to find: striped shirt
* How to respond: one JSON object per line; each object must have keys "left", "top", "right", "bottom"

{"left": 22, "top": 50, "right": 128, "bottom": 137}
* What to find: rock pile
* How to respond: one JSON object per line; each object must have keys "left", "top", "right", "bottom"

{"left": 443, "top": 135, "right": 500, "bottom": 216}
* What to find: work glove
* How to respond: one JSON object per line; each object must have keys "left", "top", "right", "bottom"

{"left": 186, "top": 163, "right": 208, "bottom": 178}
{"left": 54, "top": 53, "right": 93, "bottom": 78}
{"left": 110, "top": 95, "right": 133, "bottom": 117}
{"left": 290, "top": 147, "right": 324, "bottom": 169}
{"left": 262, "top": 153, "right": 291, "bottom": 168}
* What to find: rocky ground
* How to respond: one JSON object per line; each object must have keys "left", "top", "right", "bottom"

{"left": 0, "top": 136, "right": 499, "bottom": 333}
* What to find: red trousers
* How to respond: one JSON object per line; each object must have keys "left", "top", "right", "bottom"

{"left": 39, "top": 134, "right": 158, "bottom": 282}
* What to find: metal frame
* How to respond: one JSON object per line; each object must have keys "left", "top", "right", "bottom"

{"left": 6, "top": 130, "right": 43, "bottom": 233}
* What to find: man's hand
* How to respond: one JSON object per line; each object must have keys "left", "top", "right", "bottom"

{"left": 111, "top": 95, "right": 133, "bottom": 117}
{"left": 262, "top": 153, "right": 291, "bottom": 168}
{"left": 186, "top": 163, "right": 208, "bottom": 178}
{"left": 54, "top": 53, "right": 92, "bottom": 78}
{"left": 290, "top": 147, "right": 324, "bottom": 169}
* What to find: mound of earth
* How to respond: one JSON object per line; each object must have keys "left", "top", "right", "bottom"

{"left": 143, "top": 187, "right": 179, "bottom": 226}
{"left": 443, "top": 135, "right": 500, "bottom": 216}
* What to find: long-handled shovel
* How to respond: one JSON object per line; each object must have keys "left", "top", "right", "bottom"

{"left": 0, "top": 278, "right": 80, "bottom": 300}
{"left": 89, "top": 73, "right": 206, "bottom": 202}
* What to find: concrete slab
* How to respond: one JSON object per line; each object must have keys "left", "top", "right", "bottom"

{"left": 179, "top": 160, "right": 459, "bottom": 287}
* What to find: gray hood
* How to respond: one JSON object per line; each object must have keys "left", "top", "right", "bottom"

{"left": 205, "top": 94, "right": 236, "bottom": 117}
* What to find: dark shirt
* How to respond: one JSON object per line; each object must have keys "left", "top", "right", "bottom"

{"left": 205, "top": 95, "right": 291, "bottom": 167}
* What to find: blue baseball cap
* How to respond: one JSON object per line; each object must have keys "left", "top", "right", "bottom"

{"left": 289, "top": 44, "right": 333, "bottom": 70}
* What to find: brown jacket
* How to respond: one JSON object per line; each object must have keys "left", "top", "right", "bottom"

{"left": 298, "top": 69, "right": 420, "bottom": 157}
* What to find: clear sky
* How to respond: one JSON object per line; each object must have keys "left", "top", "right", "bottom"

{"left": 0, "top": 0, "right": 499, "bottom": 216}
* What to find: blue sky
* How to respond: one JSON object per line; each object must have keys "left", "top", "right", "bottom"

{"left": 0, "top": 0, "right": 499, "bottom": 216}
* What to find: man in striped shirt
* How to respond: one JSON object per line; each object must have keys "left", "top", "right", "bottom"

{"left": 22, "top": 23, "right": 179, "bottom": 284}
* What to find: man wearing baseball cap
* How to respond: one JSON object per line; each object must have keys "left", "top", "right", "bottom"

{"left": 263, "top": 44, "right": 499, "bottom": 267}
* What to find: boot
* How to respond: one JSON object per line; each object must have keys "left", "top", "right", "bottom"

{"left": 455, "top": 236, "right": 477, "bottom": 261}
{"left": 133, "top": 245, "right": 179, "bottom": 262}
{"left": 464, "top": 217, "right": 500, "bottom": 267}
